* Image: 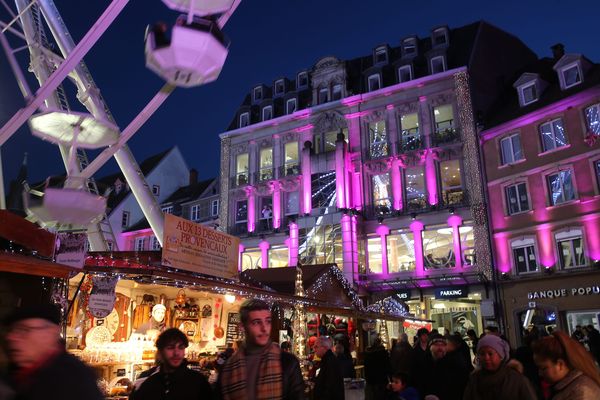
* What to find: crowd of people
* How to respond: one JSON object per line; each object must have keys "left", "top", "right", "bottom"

{"left": 2, "top": 301, "right": 600, "bottom": 400}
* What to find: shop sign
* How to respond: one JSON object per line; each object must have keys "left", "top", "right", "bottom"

{"left": 162, "top": 214, "right": 240, "bottom": 279}
{"left": 88, "top": 276, "right": 118, "bottom": 318}
{"left": 527, "top": 285, "right": 600, "bottom": 300}
{"left": 435, "top": 286, "right": 468, "bottom": 299}
{"left": 226, "top": 312, "right": 241, "bottom": 344}
{"left": 54, "top": 232, "right": 87, "bottom": 268}
{"left": 395, "top": 289, "right": 412, "bottom": 301}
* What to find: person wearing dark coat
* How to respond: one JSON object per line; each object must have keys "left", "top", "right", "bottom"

{"left": 313, "top": 336, "right": 344, "bottom": 400}
{"left": 334, "top": 342, "right": 355, "bottom": 379}
{"left": 4, "top": 303, "right": 104, "bottom": 400}
{"left": 129, "top": 328, "right": 212, "bottom": 400}
{"left": 390, "top": 334, "right": 413, "bottom": 375}
{"left": 364, "top": 337, "right": 392, "bottom": 400}
{"left": 421, "top": 334, "right": 470, "bottom": 400}
{"left": 410, "top": 328, "right": 430, "bottom": 393}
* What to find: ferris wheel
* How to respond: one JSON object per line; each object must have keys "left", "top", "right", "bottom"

{"left": 0, "top": 0, "right": 240, "bottom": 250}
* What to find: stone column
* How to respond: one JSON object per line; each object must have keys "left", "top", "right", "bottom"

{"left": 447, "top": 214, "right": 463, "bottom": 269}
{"left": 245, "top": 186, "right": 256, "bottom": 233}
{"left": 410, "top": 220, "right": 425, "bottom": 277}
{"left": 288, "top": 221, "right": 299, "bottom": 267}
{"left": 238, "top": 243, "right": 245, "bottom": 272}
{"left": 335, "top": 132, "right": 347, "bottom": 209}
{"left": 273, "top": 134, "right": 282, "bottom": 179}
{"left": 386, "top": 104, "right": 399, "bottom": 157}
{"left": 301, "top": 141, "right": 312, "bottom": 214}
{"left": 421, "top": 149, "right": 439, "bottom": 206}
{"left": 419, "top": 96, "right": 432, "bottom": 148}
{"left": 259, "top": 239, "right": 270, "bottom": 269}
{"left": 249, "top": 140, "right": 258, "bottom": 185}
{"left": 271, "top": 181, "right": 282, "bottom": 230}
{"left": 391, "top": 156, "right": 404, "bottom": 212}
{"left": 376, "top": 224, "right": 390, "bottom": 276}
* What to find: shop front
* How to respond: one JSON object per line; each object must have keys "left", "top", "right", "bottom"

{"left": 501, "top": 270, "right": 600, "bottom": 348}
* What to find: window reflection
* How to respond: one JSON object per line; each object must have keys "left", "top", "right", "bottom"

{"left": 405, "top": 167, "right": 426, "bottom": 209}
{"left": 423, "top": 226, "right": 454, "bottom": 269}
{"left": 372, "top": 173, "right": 392, "bottom": 215}
{"left": 368, "top": 120, "right": 388, "bottom": 158}
{"left": 440, "top": 160, "right": 463, "bottom": 205}
{"left": 242, "top": 248, "right": 261, "bottom": 271}
{"left": 367, "top": 235, "right": 382, "bottom": 274}
{"left": 269, "top": 246, "right": 289, "bottom": 268}
{"left": 387, "top": 230, "right": 415, "bottom": 272}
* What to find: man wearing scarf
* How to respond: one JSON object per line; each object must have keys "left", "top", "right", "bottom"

{"left": 218, "top": 299, "right": 304, "bottom": 400}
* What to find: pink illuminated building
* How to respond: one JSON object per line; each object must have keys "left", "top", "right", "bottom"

{"left": 480, "top": 43, "right": 600, "bottom": 345}
{"left": 220, "top": 22, "right": 538, "bottom": 329}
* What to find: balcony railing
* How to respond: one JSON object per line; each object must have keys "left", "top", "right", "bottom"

{"left": 441, "top": 189, "right": 466, "bottom": 206}
{"left": 230, "top": 173, "right": 249, "bottom": 188}
{"left": 258, "top": 168, "right": 273, "bottom": 182}
{"left": 432, "top": 124, "right": 460, "bottom": 146}
{"left": 369, "top": 141, "right": 389, "bottom": 159}
{"left": 279, "top": 163, "right": 300, "bottom": 178}
{"left": 399, "top": 131, "right": 423, "bottom": 152}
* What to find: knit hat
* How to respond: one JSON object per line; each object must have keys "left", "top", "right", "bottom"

{"left": 477, "top": 334, "right": 510, "bottom": 361}
{"left": 427, "top": 333, "right": 447, "bottom": 348}
{"left": 4, "top": 303, "right": 61, "bottom": 326}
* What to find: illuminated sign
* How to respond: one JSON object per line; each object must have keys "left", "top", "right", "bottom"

{"left": 527, "top": 285, "right": 599, "bottom": 299}
{"left": 435, "top": 286, "right": 468, "bottom": 299}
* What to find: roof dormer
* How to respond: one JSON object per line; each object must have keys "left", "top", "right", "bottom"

{"left": 401, "top": 36, "right": 418, "bottom": 58}
{"left": 273, "top": 78, "right": 289, "bottom": 98}
{"left": 552, "top": 51, "right": 591, "bottom": 91}
{"left": 431, "top": 26, "right": 449, "bottom": 48}
{"left": 513, "top": 73, "right": 547, "bottom": 107}
{"left": 252, "top": 84, "right": 268, "bottom": 104}
{"left": 296, "top": 71, "right": 309, "bottom": 90}
{"left": 373, "top": 45, "right": 390, "bottom": 65}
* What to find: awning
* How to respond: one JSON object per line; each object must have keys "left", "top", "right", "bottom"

{"left": 0, "top": 252, "right": 76, "bottom": 279}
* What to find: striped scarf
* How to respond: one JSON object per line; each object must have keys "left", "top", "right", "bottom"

{"left": 220, "top": 342, "right": 283, "bottom": 400}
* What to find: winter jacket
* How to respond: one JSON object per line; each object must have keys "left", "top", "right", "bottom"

{"left": 421, "top": 351, "right": 470, "bottom": 400}
{"left": 313, "top": 350, "right": 344, "bottom": 400}
{"left": 364, "top": 344, "right": 391, "bottom": 385}
{"left": 9, "top": 351, "right": 103, "bottom": 400}
{"left": 463, "top": 364, "right": 537, "bottom": 400}
{"left": 550, "top": 370, "right": 600, "bottom": 400}
{"left": 129, "top": 363, "right": 212, "bottom": 400}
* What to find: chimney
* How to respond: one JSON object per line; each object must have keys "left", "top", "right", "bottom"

{"left": 551, "top": 43, "right": 565, "bottom": 61}
{"left": 189, "top": 168, "right": 198, "bottom": 185}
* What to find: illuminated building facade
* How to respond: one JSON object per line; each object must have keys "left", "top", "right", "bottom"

{"left": 220, "top": 22, "right": 537, "bottom": 330}
{"left": 480, "top": 44, "right": 600, "bottom": 344}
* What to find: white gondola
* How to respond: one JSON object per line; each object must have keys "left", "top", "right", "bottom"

{"left": 29, "top": 109, "right": 119, "bottom": 149}
{"left": 161, "top": 0, "right": 236, "bottom": 17}
{"left": 24, "top": 186, "right": 107, "bottom": 228}
{"left": 145, "top": 17, "right": 229, "bottom": 88}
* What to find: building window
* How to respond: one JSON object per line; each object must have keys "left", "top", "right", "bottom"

{"left": 505, "top": 182, "right": 529, "bottom": 215}
{"left": 269, "top": 246, "right": 289, "bottom": 268}
{"left": 561, "top": 63, "right": 582, "bottom": 89}
{"left": 190, "top": 204, "right": 200, "bottom": 220}
{"left": 387, "top": 229, "right": 416, "bottom": 272}
{"left": 259, "top": 197, "right": 273, "bottom": 231}
{"left": 423, "top": 225, "right": 454, "bottom": 269}
{"left": 398, "top": 65, "right": 412, "bottom": 83}
{"left": 547, "top": 170, "right": 576, "bottom": 205}
{"left": 262, "top": 106, "right": 272, "bottom": 121}
{"left": 519, "top": 82, "right": 538, "bottom": 106}
{"left": 405, "top": 166, "right": 426, "bottom": 209}
{"left": 372, "top": 173, "right": 392, "bottom": 215}
{"left": 332, "top": 84, "right": 342, "bottom": 101}
{"left": 242, "top": 248, "right": 261, "bottom": 271}
{"left": 540, "top": 118, "right": 568, "bottom": 152}
{"left": 253, "top": 87, "right": 263, "bottom": 101}
{"left": 211, "top": 199, "right": 219, "bottom": 216}
{"left": 432, "top": 28, "right": 447, "bottom": 46}
{"left": 585, "top": 103, "right": 600, "bottom": 136}
{"left": 274, "top": 79, "right": 284, "bottom": 95}
{"left": 459, "top": 223, "right": 475, "bottom": 266}
{"left": 235, "top": 200, "right": 247, "bottom": 223}
{"left": 399, "top": 112, "right": 420, "bottom": 151}
{"left": 375, "top": 47, "right": 387, "bottom": 64}
{"left": 556, "top": 229, "right": 586, "bottom": 268}
{"left": 134, "top": 237, "right": 145, "bottom": 252}
{"left": 323, "top": 131, "right": 338, "bottom": 153}
{"left": 286, "top": 98, "right": 297, "bottom": 114}
{"left": 297, "top": 72, "right": 308, "bottom": 88}
{"left": 439, "top": 159, "right": 463, "bottom": 205}
{"left": 151, "top": 236, "right": 161, "bottom": 250}
{"left": 284, "top": 142, "right": 299, "bottom": 176}
{"left": 199, "top": 201, "right": 209, "bottom": 217}
{"left": 259, "top": 147, "right": 273, "bottom": 181}
{"left": 367, "top": 74, "right": 381, "bottom": 91}
{"left": 239, "top": 112, "right": 249, "bottom": 128}
{"left": 367, "top": 234, "right": 383, "bottom": 274}
{"left": 402, "top": 38, "right": 416, "bottom": 56}
{"left": 500, "top": 134, "right": 523, "bottom": 165}
{"left": 595, "top": 160, "right": 600, "bottom": 190}
{"left": 162, "top": 206, "right": 173, "bottom": 214}
{"left": 121, "top": 211, "right": 129, "bottom": 228}
{"left": 433, "top": 104, "right": 456, "bottom": 144}
{"left": 152, "top": 185, "right": 160, "bottom": 196}
{"left": 368, "top": 120, "right": 388, "bottom": 158}
{"left": 511, "top": 238, "right": 538, "bottom": 274}
{"left": 285, "top": 191, "right": 299, "bottom": 215}
{"left": 430, "top": 56, "right": 446, "bottom": 74}
{"left": 318, "top": 88, "right": 329, "bottom": 104}
{"left": 236, "top": 153, "right": 249, "bottom": 185}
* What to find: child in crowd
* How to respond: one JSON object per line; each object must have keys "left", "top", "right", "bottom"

{"left": 387, "top": 371, "right": 419, "bottom": 400}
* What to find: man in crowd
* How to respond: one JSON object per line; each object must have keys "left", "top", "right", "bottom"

{"left": 410, "top": 327, "right": 430, "bottom": 393}
{"left": 218, "top": 299, "right": 304, "bottom": 400}
{"left": 130, "top": 328, "right": 212, "bottom": 399}
{"left": 4, "top": 303, "right": 103, "bottom": 400}
{"left": 364, "top": 337, "right": 391, "bottom": 400}
{"left": 421, "top": 333, "right": 470, "bottom": 400}
{"left": 313, "top": 336, "right": 344, "bottom": 399}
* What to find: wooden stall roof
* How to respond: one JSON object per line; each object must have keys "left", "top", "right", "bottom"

{"left": 0, "top": 252, "right": 75, "bottom": 279}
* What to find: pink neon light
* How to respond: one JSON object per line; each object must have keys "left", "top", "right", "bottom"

{"left": 295, "top": 124, "right": 314, "bottom": 133}
{"left": 301, "top": 146, "right": 312, "bottom": 214}
{"left": 352, "top": 171, "right": 363, "bottom": 210}
{"left": 410, "top": 220, "right": 425, "bottom": 277}
{"left": 335, "top": 140, "right": 346, "bottom": 208}
{"left": 447, "top": 215, "right": 463, "bottom": 269}
{"left": 245, "top": 187, "right": 256, "bottom": 233}
{"left": 584, "top": 217, "right": 600, "bottom": 260}
{"left": 537, "top": 226, "right": 556, "bottom": 268}
{"left": 238, "top": 243, "right": 245, "bottom": 272}
{"left": 344, "top": 156, "right": 352, "bottom": 209}
{"left": 259, "top": 239, "right": 270, "bottom": 269}
{"left": 288, "top": 221, "right": 299, "bottom": 266}
{"left": 344, "top": 111, "right": 369, "bottom": 120}
{"left": 341, "top": 96, "right": 363, "bottom": 107}
{"left": 494, "top": 235, "right": 512, "bottom": 273}
{"left": 424, "top": 151, "right": 439, "bottom": 206}
{"left": 272, "top": 182, "right": 281, "bottom": 229}
{"left": 419, "top": 96, "right": 427, "bottom": 102}
{"left": 292, "top": 109, "right": 311, "bottom": 120}
{"left": 121, "top": 228, "right": 153, "bottom": 237}
{"left": 376, "top": 225, "right": 390, "bottom": 277}
{"left": 391, "top": 158, "right": 403, "bottom": 211}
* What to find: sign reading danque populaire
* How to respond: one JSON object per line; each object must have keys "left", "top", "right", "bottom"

{"left": 162, "top": 214, "right": 239, "bottom": 279}
{"left": 527, "top": 285, "right": 600, "bottom": 299}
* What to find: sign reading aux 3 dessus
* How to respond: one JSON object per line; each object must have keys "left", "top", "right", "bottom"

{"left": 435, "top": 286, "right": 469, "bottom": 299}
{"left": 527, "top": 285, "right": 600, "bottom": 300}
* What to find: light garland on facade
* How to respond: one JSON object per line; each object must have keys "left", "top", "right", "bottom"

{"left": 292, "top": 267, "right": 308, "bottom": 358}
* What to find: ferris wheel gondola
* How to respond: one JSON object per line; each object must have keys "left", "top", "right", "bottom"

{"left": 160, "top": 0, "right": 237, "bottom": 17}
{"left": 144, "top": 15, "right": 230, "bottom": 88}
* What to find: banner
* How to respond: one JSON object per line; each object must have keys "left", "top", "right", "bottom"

{"left": 54, "top": 232, "right": 87, "bottom": 268}
{"left": 88, "top": 276, "right": 118, "bottom": 318}
{"left": 162, "top": 214, "right": 239, "bottom": 279}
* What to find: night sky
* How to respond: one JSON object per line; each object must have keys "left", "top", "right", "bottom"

{"left": 1, "top": 0, "right": 599, "bottom": 192}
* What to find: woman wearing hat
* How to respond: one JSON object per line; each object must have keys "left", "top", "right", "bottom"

{"left": 532, "top": 331, "right": 600, "bottom": 400}
{"left": 463, "top": 334, "right": 537, "bottom": 400}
